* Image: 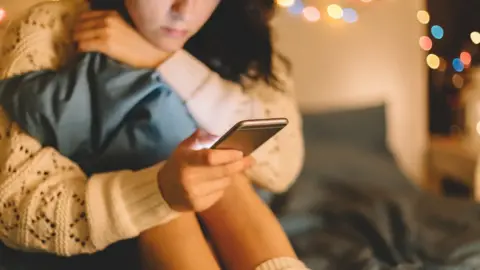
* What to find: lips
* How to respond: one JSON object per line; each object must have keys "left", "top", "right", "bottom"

{"left": 161, "top": 27, "right": 188, "bottom": 38}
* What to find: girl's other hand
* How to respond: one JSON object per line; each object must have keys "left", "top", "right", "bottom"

{"left": 74, "top": 10, "right": 170, "bottom": 68}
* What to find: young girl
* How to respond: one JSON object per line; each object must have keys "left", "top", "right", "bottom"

{"left": 0, "top": 0, "right": 306, "bottom": 269}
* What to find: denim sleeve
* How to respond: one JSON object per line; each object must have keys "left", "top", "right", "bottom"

{"left": 0, "top": 52, "right": 197, "bottom": 173}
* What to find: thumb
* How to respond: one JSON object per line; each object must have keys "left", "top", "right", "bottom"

{"left": 180, "top": 130, "right": 203, "bottom": 148}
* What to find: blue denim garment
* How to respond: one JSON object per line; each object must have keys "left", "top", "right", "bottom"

{"left": 0, "top": 52, "right": 197, "bottom": 173}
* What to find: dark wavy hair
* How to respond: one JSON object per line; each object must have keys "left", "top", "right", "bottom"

{"left": 90, "top": 0, "right": 289, "bottom": 90}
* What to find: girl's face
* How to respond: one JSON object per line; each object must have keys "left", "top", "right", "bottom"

{"left": 125, "top": 0, "right": 220, "bottom": 52}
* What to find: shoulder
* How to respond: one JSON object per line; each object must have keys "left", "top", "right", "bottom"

{"left": 0, "top": 1, "right": 89, "bottom": 77}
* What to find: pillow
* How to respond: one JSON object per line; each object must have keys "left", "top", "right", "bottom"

{"left": 302, "top": 104, "right": 388, "bottom": 152}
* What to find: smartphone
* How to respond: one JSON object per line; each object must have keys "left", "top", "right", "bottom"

{"left": 210, "top": 118, "right": 289, "bottom": 156}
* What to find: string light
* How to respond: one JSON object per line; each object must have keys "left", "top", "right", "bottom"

{"left": 426, "top": 54, "right": 440, "bottom": 69}
{"left": 276, "top": 0, "right": 366, "bottom": 24}
{"left": 303, "top": 6, "right": 321, "bottom": 22}
{"left": 0, "top": 8, "right": 6, "bottom": 22}
{"left": 452, "top": 58, "right": 464, "bottom": 72}
{"left": 342, "top": 8, "right": 358, "bottom": 23}
{"left": 431, "top": 25, "right": 444, "bottom": 39}
{"left": 275, "top": 0, "right": 295, "bottom": 8}
{"left": 452, "top": 74, "right": 464, "bottom": 89}
{"left": 460, "top": 52, "right": 472, "bottom": 66}
{"left": 288, "top": 0, "right": 304, "bottom": 15}
{"left": 327, "top": 4, "right": 343, "bottom": 19}
{"left": 419, "top": 36, "right": 433, "bottom": 51}
{"left": 471, "top": 31, "right": 480, "bottom": 45}
{"left": 416, "top": 10, "right": 430, "bottom": 24}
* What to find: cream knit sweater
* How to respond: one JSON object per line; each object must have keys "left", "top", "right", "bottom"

{"left": 0, "top": 0, "right": 305, "bottom": 260}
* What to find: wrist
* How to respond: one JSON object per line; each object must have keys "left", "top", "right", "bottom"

{"left": 145, "top": 48, "right": 171, "bottom": 69}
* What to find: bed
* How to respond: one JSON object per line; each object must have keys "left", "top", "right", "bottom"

{"left": 275, "top": 104, "right": 480, "bottom": 269}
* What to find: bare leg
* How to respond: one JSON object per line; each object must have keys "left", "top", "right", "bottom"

{"left": 199, "top": 174, "right": 297, "bottom": 270}
{"left": 137, "top": 212, "right": 220, "bottom": 270}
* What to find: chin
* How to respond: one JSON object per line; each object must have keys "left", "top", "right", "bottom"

{"left": 155, "top": 40, "right": 186, "bottom": 53}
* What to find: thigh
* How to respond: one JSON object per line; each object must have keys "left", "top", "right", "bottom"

{"left": 137, "top": 212, "right": 220, "bottom": 270}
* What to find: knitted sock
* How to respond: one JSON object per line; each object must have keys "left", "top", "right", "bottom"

{"left": 255, "top": 257, "right": 309, "bottom": 270}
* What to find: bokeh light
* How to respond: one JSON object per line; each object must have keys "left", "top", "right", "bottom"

{"left": 327, "top": 4, "right": 343, "bottom": 19}
{"left": 460, "top": 52, "right": 472, "bottom": 66}
{"left": 419, "top": 36, "right": 433, "bottom": 51}
{"left": 452, "top": 74, "right": 464, "bottom": 89}
{"left": 361, "top": 0, "right": 372, "bottom": 2}
{"left": 431, "top": 25, "right": 444, "bottom": 39}
{"left": 426, "top": 54, "right": 440, "bottom": 69}
{"left": 471, "top": 31, "right": 480, "bottom": 45}
{"left": 303, "top": 6, "right": 320, "bottom": 22}
{"left": 288, "top": 0, "right": 304, "bottom": 15}
{"left": 476, "top": 121, "right": 480, "bottom": 136}
{"left": 275, "top": 0, "right": 295, "bottom": 7}
{"left": 452, "top": 58, "right": 464, "bottom": 72}
{"left": 416, "top": 10, "right": 430, "bottom": 24}
{"left": 342, "top": 8, "right": 358, "bottom": 23}
{"left": 0, "top": 8, "right": 5, "bottom": 22}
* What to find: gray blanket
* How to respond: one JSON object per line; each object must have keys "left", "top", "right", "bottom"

{"left": 277, "top": 140, "right": 480, "bottom": 269}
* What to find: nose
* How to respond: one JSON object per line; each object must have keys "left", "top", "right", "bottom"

{"left": 171, "top": 0, "right": 193, "bottom": 19}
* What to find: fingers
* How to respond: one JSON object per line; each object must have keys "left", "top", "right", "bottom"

{"left": 74, "top": 28, "right": 104, "bottom": 43}
{"left": 78, "top": 10, "right": 118, "bottom": 21}
{"left": 75, "top": 18, "right": 105, "bottom": 32}
{"left": 189, "top": 156, "right": 255, "bottom": 183}
{"left": 189, "top": 149, "right": 244, "bottom": 166}
{"left": 77, "top": 38, "right": 108, "bottom": 53}
{"left": 74, "top": 10, "right": 120, "bottom": 43}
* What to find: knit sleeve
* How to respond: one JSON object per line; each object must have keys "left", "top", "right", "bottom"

{"left": 0, "top": 116, "right": 179, "bottom": 256}
{"left": 158, "top": 51, "right": 305, "bottom": 192}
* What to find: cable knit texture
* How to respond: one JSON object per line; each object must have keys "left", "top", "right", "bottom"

{"left": 0, "top": 0, "right": 304, "bottom": 257}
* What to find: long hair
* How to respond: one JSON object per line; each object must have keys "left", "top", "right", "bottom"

{"left": 90, "top": 0, "right": 288, "bottom": 90}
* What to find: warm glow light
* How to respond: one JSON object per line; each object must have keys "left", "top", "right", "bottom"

{"left": 0, "top": 8, "right": 5, "bottom": 22}
{"left": 475, "top": 121, "right": 480, "bottom": 135}
{"left": 361, "top": 0, "right": 372, "bottom": 2}
{"left": 452, "top": 74, "right": 464, "bottom": 89}
{"left": 419, "top": 36, "right": 432, "bottom": 51}
{"left": 416, "top": 10, "right": 430, "bottom": 24}
{"left": 452, "top": 58, "right": 464, "bottom": 72}
{"left": 460, "top": 52, "right": 472, "bottom": 66}
{"left": 426, "top": 54, "right": 440, "bottom": 69}
{"left": 275, "top": 0, "right": 295, "bottom": 7}
{"left": 327, "top": 4, "right": 343, "bottom": 19}
{"left": 342, "top": 8, "right": 358, "bottom": 23}
{"left": 471, "top": 32, "right": 480, "bottom": 45}
{"left": 303, "top": 6, "right": 320, "bottom": 22}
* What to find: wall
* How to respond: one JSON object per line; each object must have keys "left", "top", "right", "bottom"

{"left": 272, "top": 0, "right": 428, "bottom": 182}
